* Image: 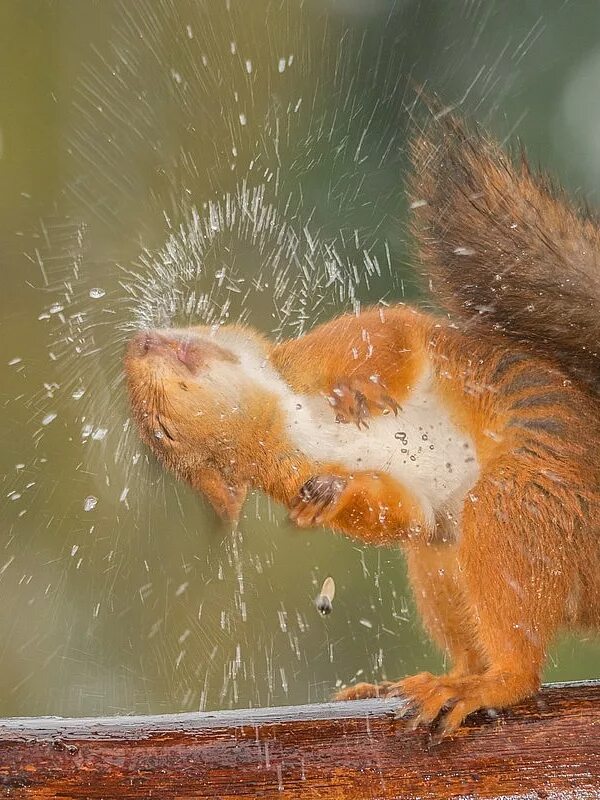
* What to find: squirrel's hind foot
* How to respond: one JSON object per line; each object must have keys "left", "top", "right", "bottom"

{"left": 335, "top": 669, "right": 539, "bottom": 742}
{"left": 334, "top": 673, "right": 485, "bottom": 741}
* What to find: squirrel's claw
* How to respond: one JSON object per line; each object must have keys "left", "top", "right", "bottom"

{"left": 289, "top": 474, "right": 347, "bottom": 527}
{"left": 334, "top": 672, "right": 491, "bottom": 742}
{"left": 327, "top": 376, "right": 399, "bottom": 428}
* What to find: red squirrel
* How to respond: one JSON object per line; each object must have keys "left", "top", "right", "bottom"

{"left": 125, "top": 111, "right": 600, "bottom": 739}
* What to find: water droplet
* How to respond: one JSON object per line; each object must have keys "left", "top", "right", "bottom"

{"left": 41, "top": 413, "right": 57, "bottom": 426}
{"left": 89, "top": 287, "right": 105, "bottom": 299}
{"left": 83, "top": 496, "right": 97, "bottom": 512}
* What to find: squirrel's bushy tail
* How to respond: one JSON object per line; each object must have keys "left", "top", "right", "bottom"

{"left": 410, "top": 109, "right": 600, "bottom": 390}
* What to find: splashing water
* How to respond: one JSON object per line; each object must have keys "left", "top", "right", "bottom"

{"left": 121, "top": 183, "right": 387, "bottom": 340}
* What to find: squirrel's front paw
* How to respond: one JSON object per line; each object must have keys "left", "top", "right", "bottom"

{"left": 327, "top": 376, "right": 399, "bottom": 428}
{"left": 289, "top": 474, "right": 348, "bottom": 527}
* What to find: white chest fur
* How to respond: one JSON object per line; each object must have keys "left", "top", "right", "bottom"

{"left": 282, "top": 368, "right": 480, "bottom": 524}
{"left": 211, "top": 333, "right": 480, "bottom": 525}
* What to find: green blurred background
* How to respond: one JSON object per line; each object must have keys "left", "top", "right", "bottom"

{"left": 0, "top": 0, "right": 599, "bottom": 718}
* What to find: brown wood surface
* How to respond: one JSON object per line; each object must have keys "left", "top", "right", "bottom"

{"left": 0, "top": 681, "right": 598, "bottom": 799}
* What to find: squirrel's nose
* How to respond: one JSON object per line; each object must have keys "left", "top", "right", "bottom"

{"left": 130, "top": 330, "right": 171, "bottom": 356}
{"left": 129, "top": 330, "right": 204, "bottom": 373}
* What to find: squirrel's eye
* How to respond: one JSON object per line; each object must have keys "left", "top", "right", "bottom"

{"left": 157, "top": 420, "right": 175, "bottom": 441}
{"left": 179, "top": 382, "right": 189, "bottom": 391}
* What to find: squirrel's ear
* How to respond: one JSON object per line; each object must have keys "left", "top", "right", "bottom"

{"left": 191, "top": 468, "right": 248, "bottom": 523}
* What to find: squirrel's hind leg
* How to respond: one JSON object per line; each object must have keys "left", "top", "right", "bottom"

{"left": 335, "top": 541, "right": 485, "bottom": 704}
{"left": 397, "top": 464, "right": 570, "bottom": 738}
{"left": 339, "top": 461, "right": 572, "bottom": 739}
{"left": 404, "top": 540, "right": 486, "bottom": 679}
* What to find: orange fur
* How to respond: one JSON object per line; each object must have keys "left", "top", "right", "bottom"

{"left": 124, "top": 110, "right": 600, "bottom": 739}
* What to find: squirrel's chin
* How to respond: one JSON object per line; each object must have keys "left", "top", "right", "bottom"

{"left": 191, "top": 468, "right": 249, "bottom": 523}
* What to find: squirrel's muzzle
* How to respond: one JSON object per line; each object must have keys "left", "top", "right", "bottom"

{"left": 127, "top": 328, "right": 239, "bottom": 376}
{"left": 127, "top": 329, "right": 211, "bottom": 373}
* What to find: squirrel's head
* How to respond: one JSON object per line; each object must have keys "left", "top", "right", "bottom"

{"left": 124, "top": 325, "right": 277, "bottom": 522}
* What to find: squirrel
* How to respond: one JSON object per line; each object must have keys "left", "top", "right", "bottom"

{"left": 124, "top": 109, "right": 600, "bottom": 740}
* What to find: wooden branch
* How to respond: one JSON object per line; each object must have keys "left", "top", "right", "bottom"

{"left": 0, "top": 681, "right": 598, "bottom": 799}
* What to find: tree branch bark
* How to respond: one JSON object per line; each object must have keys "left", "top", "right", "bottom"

{"left": 1, "top": 681, "right": 598, "bottom": 799}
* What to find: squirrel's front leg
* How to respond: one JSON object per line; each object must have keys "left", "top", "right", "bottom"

{"left": 271, "top": 306, "right": 424, "bottom": 428}
{"left": 289, "top": 469, "right": 428, "bottom": 545}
